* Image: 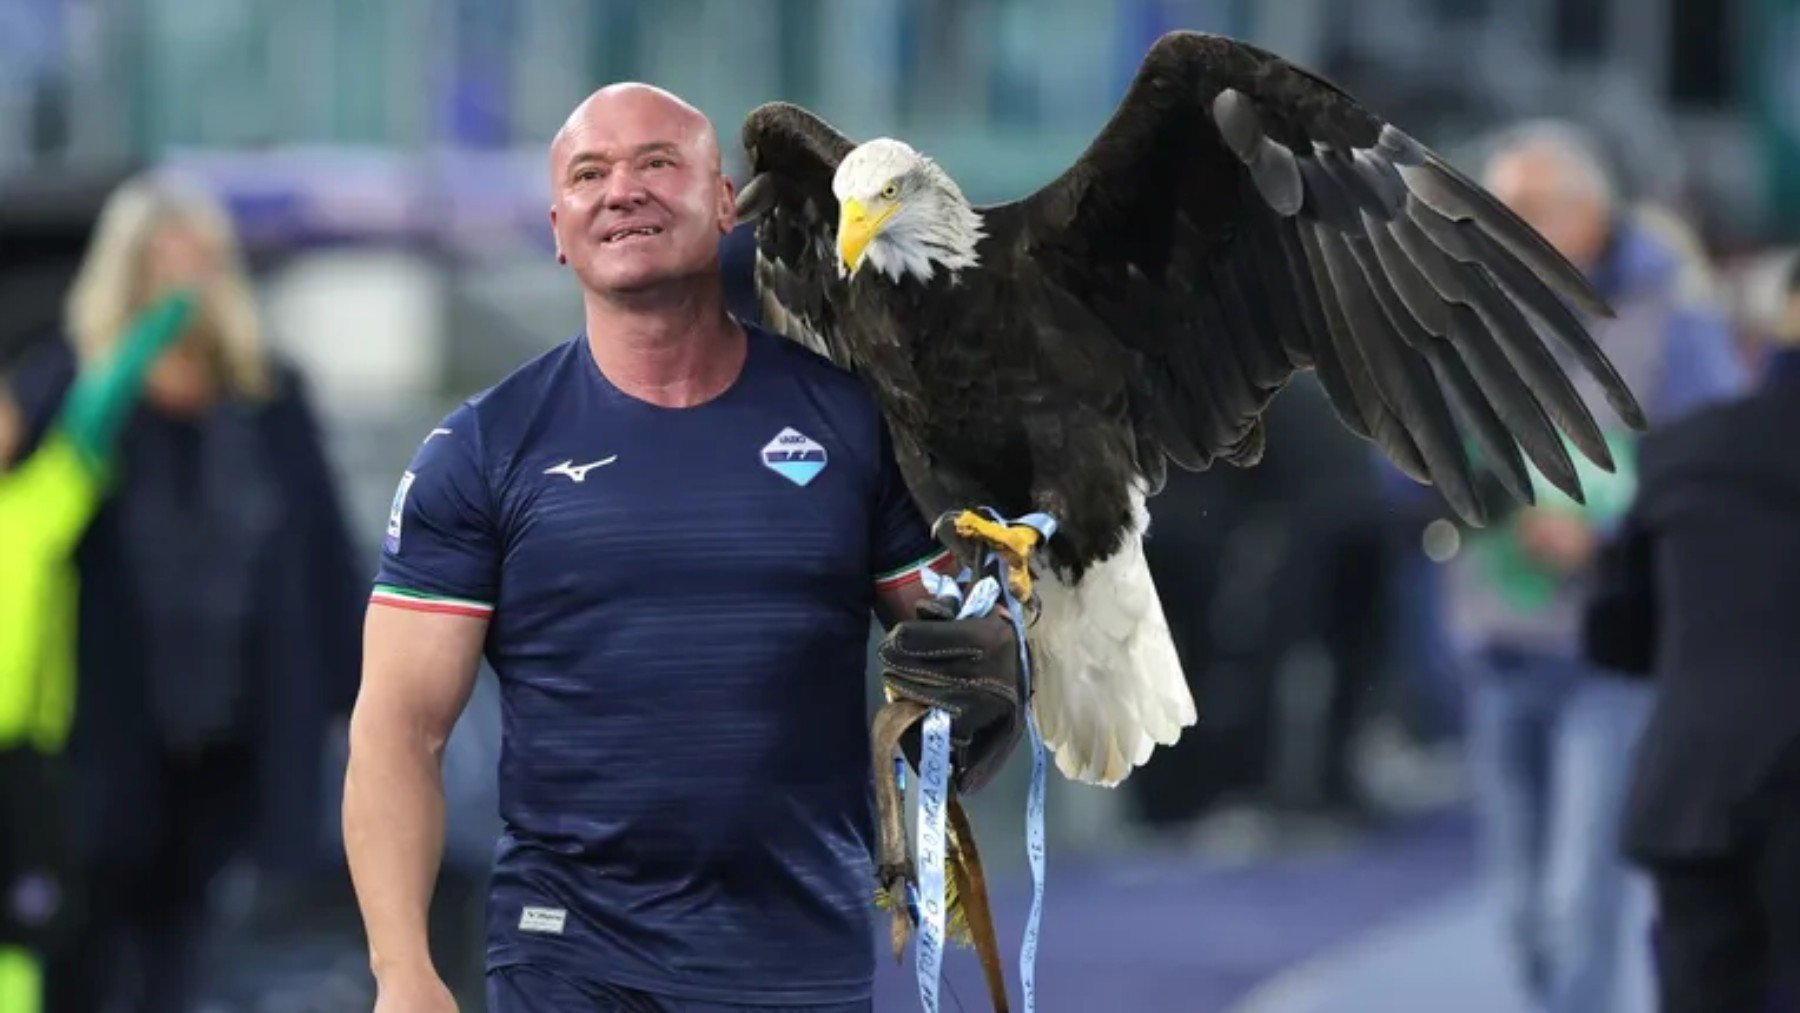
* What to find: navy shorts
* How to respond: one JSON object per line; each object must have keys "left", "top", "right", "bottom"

{"left": 485, "top": 965, "right": 873, "bottom": 1013}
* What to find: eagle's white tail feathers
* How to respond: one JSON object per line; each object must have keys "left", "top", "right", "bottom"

{"left": 1026, "top": 499, "right": 1196, "bottom": 786}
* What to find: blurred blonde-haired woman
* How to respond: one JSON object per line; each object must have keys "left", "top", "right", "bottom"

{"left": 64, "top": 175, "right": 272, "bottom": 415}
{"left": 8, "top": 174, "right": 364, "bottom": 1013}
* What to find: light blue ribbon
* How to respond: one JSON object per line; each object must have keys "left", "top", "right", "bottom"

{"left": 907, "top": 511, "right": 1057, "bottom": 1013}
{"left": 910, "top": 567, "right": 997, "bottom": 1012}
{"left": 913, "top": 707, "right": 951, "bottom": 1011}
{"left": 989, "top": 511, "right": 1057, "bottom": 1013}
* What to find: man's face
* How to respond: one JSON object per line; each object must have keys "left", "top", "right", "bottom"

{"left": 1484, "top": 147, "right": 1605, "bottom": 272}
{"left": 549, "top": 88, "right": 734, "bottom": 296}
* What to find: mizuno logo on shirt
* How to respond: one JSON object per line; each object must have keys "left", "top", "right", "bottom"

{"left": 543, "top": 456, "right": 618, "bottom": 483}
{"left": 518, "top": 906, "right": 567, "bottom": 934}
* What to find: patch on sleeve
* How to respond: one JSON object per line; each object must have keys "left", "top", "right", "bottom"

{"left": 384, "top": 470, "right": 416, "bottom": 554}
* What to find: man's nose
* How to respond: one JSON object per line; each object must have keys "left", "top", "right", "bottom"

{"left": 603, "top": 167, "right": 648, "bottom": 209}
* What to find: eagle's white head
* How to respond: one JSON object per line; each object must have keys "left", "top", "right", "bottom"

{"left": 831, "top": 138, "right": 985, "bottom": 284}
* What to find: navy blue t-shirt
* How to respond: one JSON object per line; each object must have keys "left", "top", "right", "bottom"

{"left": 371, "top": 325, "right": 944, "bottom": 1004}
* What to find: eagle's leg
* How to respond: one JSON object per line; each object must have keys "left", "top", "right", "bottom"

{"left": 937, "top": 510, "right": 1044, "bottom": 602}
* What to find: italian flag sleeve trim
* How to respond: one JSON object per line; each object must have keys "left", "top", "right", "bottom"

{"left": 369, "top": 584, "right": 495, "bottom": 619}
{"left": 872, "top": 548, "right": 955, "bottom": 591}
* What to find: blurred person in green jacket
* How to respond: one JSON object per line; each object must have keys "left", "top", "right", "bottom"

{"left": 1446, "top": 121, "right": 1746, "bottom": 1013}
{"left": 0, "top": 292, "right": 192, "bottom": 1013}
{"left": 7, "top": 176, "right": 362, "bottom": 1013}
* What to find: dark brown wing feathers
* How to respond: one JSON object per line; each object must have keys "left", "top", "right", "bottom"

{"left": 1003, "top": 31, "right": 1644, "bottom": 517}
{"left": 738, "top": 33, "right": 1648, "bottom": 527}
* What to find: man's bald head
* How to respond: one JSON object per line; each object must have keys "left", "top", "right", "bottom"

{"left": 551, "top": 83, "right": 721, "bottom": 181}
{"left": 1483, "top": 121, "right": 1617, "bottom": 271}
{"left": 547, "top": 82, "right": 737, "bottom": 301}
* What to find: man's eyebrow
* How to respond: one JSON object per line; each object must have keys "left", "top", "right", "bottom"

{"left": 564, "top": 142, "right": 681, "bottom": 170}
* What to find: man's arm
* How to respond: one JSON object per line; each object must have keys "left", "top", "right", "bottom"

{"left": 349, "top": 399, "right": 498, "bottom": 1011}
{"left": 872, "top": 549, "right": 1029, "bottom": 795}
{"left": 1583, "top": 420, "right": 1663, "bottom": 676}
{"left": 343, "top": 604, "right": 486, "bottom": 993}
{"left": 1582, "top": 497, "right": 1659, "bottom": 676}
{"left": 872, "top": 551, "right": 957, "bottom": 629}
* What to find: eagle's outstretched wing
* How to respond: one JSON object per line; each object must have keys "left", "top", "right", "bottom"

{"left": 990, "top": 31, "right": 1645, "bottom": 524}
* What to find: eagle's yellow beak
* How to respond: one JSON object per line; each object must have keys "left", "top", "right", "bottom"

{"left": 838, "top": 198, "right": 897, "bottom": 275}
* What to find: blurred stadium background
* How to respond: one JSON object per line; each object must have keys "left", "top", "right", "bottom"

{"left": 3, "top": 0, "right": 1797, "bottom": 1010}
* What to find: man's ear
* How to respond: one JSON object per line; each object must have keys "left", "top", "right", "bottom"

{"left": 717, "top": 176, "right": 737, "bottom": 235}
{"left": 549, "top": 207, "right": 565, "bottom": 263}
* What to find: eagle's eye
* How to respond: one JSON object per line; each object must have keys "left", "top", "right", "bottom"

{"left": 880, "top": 181, "right": 900, "bottom": 201}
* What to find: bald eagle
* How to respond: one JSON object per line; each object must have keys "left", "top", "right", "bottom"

{"left": 737, "top": 31, "right": 1643, "bottom": 788}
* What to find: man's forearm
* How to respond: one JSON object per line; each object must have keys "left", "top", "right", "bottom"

{"left": 343, "top": 709, "right": 451, "bottom": 980}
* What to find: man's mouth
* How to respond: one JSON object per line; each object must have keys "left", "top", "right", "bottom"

{"left": 603, "top": 225, "right": 665, "bottom": 244}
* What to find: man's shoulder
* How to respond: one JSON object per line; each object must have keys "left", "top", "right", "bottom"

{"left": 751, "top": 323, "right": 863, "bottom": 390}
{"left": 748, "top": 323, "right": 853, "bottom": 383}
{"left": 403, "top": 337, "right": 584, "bottom": 483}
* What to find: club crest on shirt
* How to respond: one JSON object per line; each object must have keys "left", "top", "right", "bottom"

{"left": 384, "top": 470, "right": 415, "bottom": 554}
{"left": 761, "top": 427, "right": 828, "bottom": 486}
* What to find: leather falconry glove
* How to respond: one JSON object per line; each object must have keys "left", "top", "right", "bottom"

{"left": 877, "top": 594, "right": 1025, "bottom": 796}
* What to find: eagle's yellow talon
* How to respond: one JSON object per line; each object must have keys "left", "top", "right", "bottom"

{"left": 950, "top": 510, "right": 1042, "bottom": 601}
{"left": 1001, "top": 566, "right": 1033, "bottom": 604}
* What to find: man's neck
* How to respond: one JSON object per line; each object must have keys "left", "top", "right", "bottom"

{"left": 584, "top": 281, "right": 745, "bottom": 408}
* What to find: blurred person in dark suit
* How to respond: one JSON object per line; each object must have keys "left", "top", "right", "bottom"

{"left": 6, "top": 176, "right": 363, "bottom": 1013}
{"left": 1269, "top": 378, "right": 1391, "bottom": 820}
{"left": 1134, "top": 440, "right": 1258, "bottom": 825}
{"left": 1584, "top": 260, "right": 1800, "bottom": 1012}
{"left": 1444, "top": 121, "right": 1746, "bottom": 1013}
{"left": 1134, "top": 374, "right": 1386, "bottom": 827}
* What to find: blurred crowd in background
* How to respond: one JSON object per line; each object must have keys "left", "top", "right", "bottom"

{"left": 2, "top": 0, "right": 1799, "bottom": 1010}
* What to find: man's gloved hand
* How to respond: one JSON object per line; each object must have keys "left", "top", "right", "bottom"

{"left": 878, "top": 595, "right": 1025, "bottom": 795}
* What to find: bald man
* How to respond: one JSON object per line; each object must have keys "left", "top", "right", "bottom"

{"left": 340, "top": 85, "right": 1021, "bottom": 1012}
{"left": 1442, "top": 122, "right": 1746, "bottom": 1013}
